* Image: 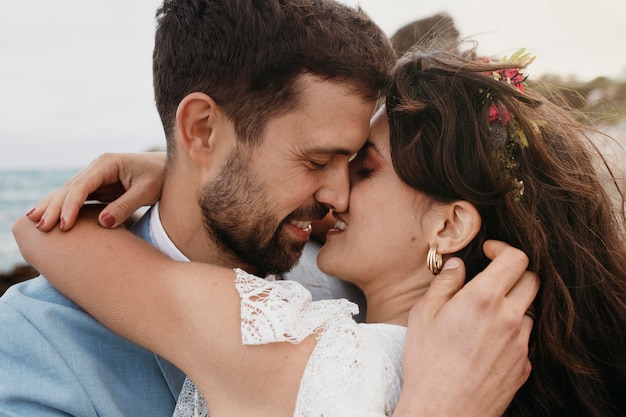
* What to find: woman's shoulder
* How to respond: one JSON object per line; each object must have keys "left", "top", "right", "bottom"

{"left": 234, "top": 268, "right": 359, "bottom": 345}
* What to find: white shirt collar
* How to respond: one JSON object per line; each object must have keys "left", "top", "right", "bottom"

{"left": 148, "top": 202, "right": 190, "bottom": 262}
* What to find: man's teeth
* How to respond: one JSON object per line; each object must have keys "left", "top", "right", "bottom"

{"left": 333, "top": 219, "right": 347, "bottom": 231}
{"left": 289, "top": 220, "right": 313, "bottom": 231}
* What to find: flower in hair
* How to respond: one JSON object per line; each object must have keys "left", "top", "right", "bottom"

{"left": 491, "top": 67, "right": 526, "bottom": 93}
{"left": 488, "top": 102, "right": 512, "bottom": 124}
{"left": 482, "top": 49, "right": 536, "bottom": 201}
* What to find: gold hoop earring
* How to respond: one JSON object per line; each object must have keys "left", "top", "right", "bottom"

{"left": 427, "top": 244, "right": 443, "bottom": 275}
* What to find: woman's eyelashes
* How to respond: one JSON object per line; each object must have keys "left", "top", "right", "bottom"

{"left": 349, "top": 143, "right": 382, "bottom": 180}
{"left": 357, "top": 165, "right": 374, "bottom": 178}
{"left": 356, "top": 152, "right": 377, "bottom": 179}
{"left": 349, "top": 149, "right": 369, "bottom": 179}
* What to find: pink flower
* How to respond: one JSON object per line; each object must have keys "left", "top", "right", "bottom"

{"left": 488, "top": 105, "right": 499, "bottom": 123}
{"left": 489, "top": 103, "right": 513, "bottom": 124}
{"left": 501, "top": 69, "right": 525, "bottom": 92}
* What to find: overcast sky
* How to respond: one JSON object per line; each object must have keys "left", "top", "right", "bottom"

{"left": 1, "top": 0, "right": 625, "bottom": 170}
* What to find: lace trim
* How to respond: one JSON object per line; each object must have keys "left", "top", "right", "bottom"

{"left": 234, "top": 268, "right": 359, "bottom": 345}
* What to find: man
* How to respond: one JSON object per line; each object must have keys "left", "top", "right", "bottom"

{"left": 1, "top": 1, "right": 536, "bottom": 416}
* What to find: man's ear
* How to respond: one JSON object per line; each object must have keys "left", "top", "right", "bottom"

{"left": 175, "top": 92, "right": 225, "bottom": 168}
{"left": 432, "top": 201, "right": 481, "bottom": 255}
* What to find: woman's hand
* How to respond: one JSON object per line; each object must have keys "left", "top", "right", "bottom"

{"left": 26, "top": 152, "right": 166, "bottom": 231}
{"left": 394, "top": 241, "right": 537, "bottom": 417}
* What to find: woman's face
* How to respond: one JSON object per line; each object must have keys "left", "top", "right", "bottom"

{"left": 317, "top": 108, "right": 432, "bottom": 287}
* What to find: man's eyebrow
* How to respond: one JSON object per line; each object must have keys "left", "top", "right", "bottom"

{"left": 304, "top": 145, "right": 355, "bottom": 156}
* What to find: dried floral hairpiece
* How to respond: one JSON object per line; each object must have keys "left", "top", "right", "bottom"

{"left": 480, "top": 49, "right": 536, "bottom": 201}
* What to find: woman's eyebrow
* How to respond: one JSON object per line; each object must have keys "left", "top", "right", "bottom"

{"left": 362, "top": 140, "right": 383, "bottom": 158}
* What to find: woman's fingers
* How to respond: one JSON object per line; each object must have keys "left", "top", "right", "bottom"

{"left": 24, "top": 152, "right": 167, "bottom": 232}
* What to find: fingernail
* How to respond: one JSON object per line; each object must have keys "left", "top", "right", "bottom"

{"left": 442, "top": 258, "right": 461, "bottom": 271}
{"left": 101, "top": 213, "right": 116, "bottom": 228}
{"left": 59, "top": 217, "right": 66, "bottom": 231}
{"left": 36, "top": 219, "right": 45, "bottom": 229}
{"left": 26, "top": 208, "right": 35, "bottom": 216}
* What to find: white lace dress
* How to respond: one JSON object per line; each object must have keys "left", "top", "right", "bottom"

{"left": 173, "top": 268, "right": 406, "bottom": 417}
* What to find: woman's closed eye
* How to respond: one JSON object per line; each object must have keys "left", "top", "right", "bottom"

{"left": 350, "top": 149, "right": 377, "bottom": 180}
{"left": 359, "top": 148, "right": 380, "bottom": 179}
{"left": 357, "top": 166, "right": 374, "bottom": 179}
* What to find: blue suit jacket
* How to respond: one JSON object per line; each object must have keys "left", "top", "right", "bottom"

{"left": 0, "top": 212, "right": 184, "bottom": 416}
{"left": 0, "top": 209, "right": 364, "bottom": 416}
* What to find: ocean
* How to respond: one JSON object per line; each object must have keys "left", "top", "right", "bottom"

{"left": 0, "top": 168, "right": 79, "bottom": 273}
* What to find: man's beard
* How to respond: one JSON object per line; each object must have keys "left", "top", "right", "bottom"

{"left": 199, "top": 149, "right": 328, "bottom": 276}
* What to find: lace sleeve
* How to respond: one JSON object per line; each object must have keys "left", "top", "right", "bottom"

{"left": 173, "top": 270, "right": 403, "bottom": 417}
{"left": 234, "top": 268, "right": 359, "bottom": 345}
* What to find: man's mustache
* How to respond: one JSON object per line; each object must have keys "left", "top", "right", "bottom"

{"left": 286, "top": 203, "right": 329, "bottom": 222}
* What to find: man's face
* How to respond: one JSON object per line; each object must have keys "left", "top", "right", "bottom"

{"left": 199, "top": 74, "right": 375, "bottom": 275}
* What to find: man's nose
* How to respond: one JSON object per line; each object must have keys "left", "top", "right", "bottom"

{"left": 314, "top": 163, "right": 349, "bottom": 213}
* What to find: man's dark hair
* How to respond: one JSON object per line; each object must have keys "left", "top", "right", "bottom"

{"left": 153, "top": 0, "right": 395, "bottom": 153}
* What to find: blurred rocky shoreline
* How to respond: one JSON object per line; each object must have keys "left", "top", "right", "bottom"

{"left": 1, "top": 264, "right": 38, "bottom": 295}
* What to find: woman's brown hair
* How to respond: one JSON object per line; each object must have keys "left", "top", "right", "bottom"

{"left": 387, "top": 47, "right": 626, "bottom": 416}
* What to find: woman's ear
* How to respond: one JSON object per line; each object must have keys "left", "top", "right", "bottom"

{"left": 175, "top": 92, "right": 223, "bottom": 168}
{"left": 432, "top": 201, "right": 481, "bottom": 254}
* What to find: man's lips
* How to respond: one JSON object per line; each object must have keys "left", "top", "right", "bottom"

{"left": 284, "top": 220, "right": 313, "bottom": 241}
{"left": 288, "top": 219, "right": 313, "bottom": 232}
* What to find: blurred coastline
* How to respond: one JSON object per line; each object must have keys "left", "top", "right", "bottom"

{"left": 0, "top": 169, "right": 78, "bottom": 293}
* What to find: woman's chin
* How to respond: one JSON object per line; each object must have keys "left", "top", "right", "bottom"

{"left": 316, "top": 246, "right": 342, "bottom": 277}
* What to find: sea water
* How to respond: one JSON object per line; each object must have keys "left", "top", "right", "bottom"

{"left": 0, "top": 168, "right": 79, "bottom": 273}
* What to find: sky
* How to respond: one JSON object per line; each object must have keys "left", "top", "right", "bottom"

{"left": 1, "top": 0, "right": 625, "bottom": 170}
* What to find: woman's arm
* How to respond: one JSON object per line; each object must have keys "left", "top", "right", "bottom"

{"left": 13, "top": 208, "right": 314, "bottom": 415}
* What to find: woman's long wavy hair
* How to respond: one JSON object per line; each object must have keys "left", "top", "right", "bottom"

{"left": 387, "top": 47, "right": 626, "bottom": 416}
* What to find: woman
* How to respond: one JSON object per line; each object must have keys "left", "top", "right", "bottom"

{"left": 15, "top": 47, "right": 626, "bottom": 416}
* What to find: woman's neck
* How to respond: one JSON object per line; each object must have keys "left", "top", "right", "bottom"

{"left": 361, "top": 275, "right": 431, "bottom": 326}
